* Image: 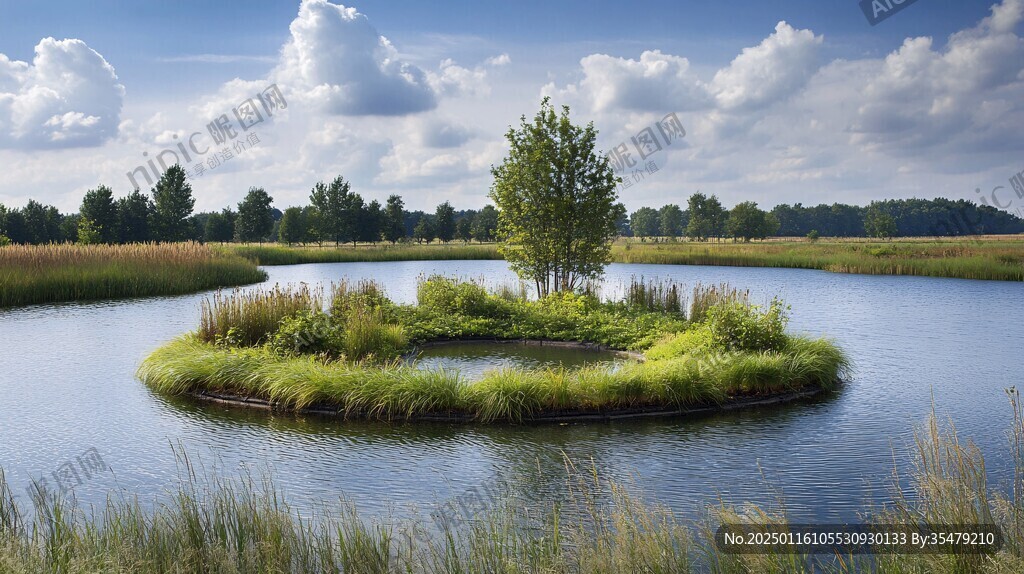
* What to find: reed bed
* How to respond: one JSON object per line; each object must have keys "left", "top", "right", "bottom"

{"left": 611, "top": 239, "right": 1024, "bottom": 281}
{"left": 0, "top": 243, "right": 266, "bottom": 308}
{"left": 199, "top": 285, "right": 323, "bottom": 346}
{"left": 3, "top": 401, "right": 1024, "bottom": 572}
{"left": 223, "top": 243, "right": 502, "bottom": 266}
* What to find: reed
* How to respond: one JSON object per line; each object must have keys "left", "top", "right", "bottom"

{"left": 0, "top": 243, "right": 267, "bottom": 308}
{"left": 223, "top": 243, "right": 502, "bottom": 266}
{"left": 199, "top": 285, "right": 322, "bottom": 346}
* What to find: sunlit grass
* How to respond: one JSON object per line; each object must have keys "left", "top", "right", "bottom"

{"left": 0, "top": 243, "right": 266, "bottom": 308}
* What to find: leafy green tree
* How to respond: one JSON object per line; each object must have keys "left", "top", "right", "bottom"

{"left": 236, "top": 187, "right": 275, "bottom": 244}
{"left": 22, "top": 200, "right": 62, "bottom": 244}
{"left": 456, "top": 215, "right": 473, "bottom": 243}
{"left": 80, "top": 185, "right": 118, "bottom": 243}
{"left": 359, "top": 199, "right": 383, "bottom": 244}
{"left": 864, "top": 202, "right": 898, "bottom": 239}
{"left": 806, "top": 230, "right": 820, "bottom": 242}
{"left": 0, "top": 234, "right": 9, "bottom": 246}
{"left": 3, "top": 209, "right": 27, "bottom": 244}
{"left": 613, "top": 202, "right": 631, "bottom": 236}
{"left": 659, "top": 204, "right": 685, "bottom": 237}
{"left": 629, "top": 207, "right": 660, "bottom": 238}
{"left": 278, "top": 206, "right": 306, "bottom": 245}
{"left": 383, "top": 195, "right": 406, "bottom": 243}
{"left": 413, "top": 217, "right": 434, "bottom": 244}
{"left": 117, "top": 189, "right": 151, "bottom": 243}
{"left": 434, "top": 201, "right": 456, "bottom": 243}
{"left": 59, "top": 214, "right": 80, "bottom": 244}
{"left": 77, "top": 217, "right": 102, "bottom": 245}
{"left": 686, "top": 192, "right": 727, "bottom": 242}
{"left": 489, "top": 99, "right": 619, "bottom": 296}
{"left": 309, "top": 176, "right": 354, "bottom": 245}
{"left": 727, "top": 201, "right": 769, "bottom": 242}
{"left": 150, "top": 165, "right": 195, "bottom": 242}
{"left": 471, "top": 205, "right": 499, "bottom": 242}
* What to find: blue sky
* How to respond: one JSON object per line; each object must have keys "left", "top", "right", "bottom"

{"left": 1, "top": 0, "right": 1022, "bottom": 213}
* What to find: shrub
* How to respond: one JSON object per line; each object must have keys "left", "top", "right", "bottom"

{"left": 269, "top": 310, "right": 343, "bottom": 357}
{"left": 416, "top": 276, "right": 496, "bottom": 316}
{"left": 342, "top": 307, "right": 408, "bottom": 362}
{"left": 702, "top": 299, "right": 790, "bottom": 352}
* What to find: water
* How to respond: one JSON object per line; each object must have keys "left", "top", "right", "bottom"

{"left": 410, "top": 341, "right": 629, "bottom": 380}
{"left": 0, "top": 260, "right": 1021, "bottom": 526}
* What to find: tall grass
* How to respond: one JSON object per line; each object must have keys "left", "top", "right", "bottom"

{"left": 612, "top": 239, "right": 1024, "bottom": 281}
{"left": 4, "top": 402, "right": 1024, "bottom": 572}
{"left": 223, "top": 243, "right": 502, "bottom": 266}
{"left": 199, "top": 285, "right": 322, "bottom": 346}
{"left": 138, "top": 334, "right": 849, "bottom": 423}
{"left": 0, "top": 243, "right": 267, "bottom": 308}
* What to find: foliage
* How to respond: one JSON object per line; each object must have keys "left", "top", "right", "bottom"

{"left": 659, "top": 204, "right": 686, "bottom": 237}
{"left": 434, "top": 201, "right": 456, "bottom": 243}
{"left": 76, "top": 217, "right": 102, "bottom": 245}
{"left": 490, "top": 98, "right": 620, "bottom": 296}
{"left": 470, "top": 204, "right": 499, "bottom": 242}
{"left": 686, "top": 192, "right": 727, "bottom": 241}
{"left": 864, "top": 201, "right": 899, "bottom": 239}
{"left": 236, "top": 187, "right": 275, "bottom": 243}
{"left": 80, "top": 184, "right": 118, "bottom": 243}
{"left": 149, "top": 165, "right": 195, "bottom": 242}
{"left": 727, "top": 200, "right": 772, "bottom": 242}
{"left": 413, "top": 217, "right": 434, "bottom": 244}
{"left": 807, "top": 229, "right": 820, "bottom": 242}
{"left": 383, "top": 195, "right": 406, "bottom": 244}
{"left": 701, "top": 298, "right": 790, "bottom": 352}
{"left": 117, "top": 189, "right": 152, "bottom": 243}
{"left": 629, "top": 207, "right": 660, "bottom": 238}
{"left": 277, "top": 206, "right": 305, "bottom": 245}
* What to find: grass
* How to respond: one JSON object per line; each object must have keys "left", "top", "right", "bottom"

{"left": 223, "top": 238, "right": 1024, "bottom": 281}
{"left": 3, "top": 398, "right": 1024, "bottom": 572}
{"left": 0, "top": 243, "right": 267, "bottom": 308}
{"left": 139, "top": 277, "right": 850, "bottom": 423}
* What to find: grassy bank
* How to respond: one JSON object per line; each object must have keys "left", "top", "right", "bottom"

{"left": 138, "top": 278, "right": 849, "bottom": 423}
{"left": 0, "top": 243, "right": 267, "bottom": 308}
{"left": 224, "top": 238, "right": 1024, "bottom": 281}
{"left": 2, "top": 400, "right": 1023, "bottom": 572}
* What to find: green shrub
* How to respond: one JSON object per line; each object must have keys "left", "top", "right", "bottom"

{"left": 269, "top": 310, "right": 343, "bottom": 357}
{"left": 702, "top": 299, "right": 789, "bottom": 352}
{"left": 417, "top": 276, "right": 497, "bottom": 316}
{"left": 342, "top": 307, "right": 408, "bottom": 362}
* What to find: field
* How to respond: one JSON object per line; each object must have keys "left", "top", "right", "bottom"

{"left": 0, "top": 243, "right": 266, "bottom": 308}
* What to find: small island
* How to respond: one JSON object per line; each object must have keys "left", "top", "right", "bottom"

{"left": 138, "top": 276, "right": 849, "bottom": 423}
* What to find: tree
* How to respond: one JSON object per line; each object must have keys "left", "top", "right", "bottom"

{"left": 3, "top": 209, "right": 27, "bottom": 244}
{"left": 77, "top": 217, "right": 102, "bottom": 245}
{"left": 659, "top": 204, "right": 685, "bottom": 238}
{"left": 150, "top": 165, "right": 195, "bottom": 242}
{"left": 613, "top": 202, "right": 631, "bottom": 236}
{"left": 807, "top": 230, "right": 820, "bottom": 242}
{"left": 309, "top": 176, "right": 353, "bottom": 245}
{"left": 629, "top": 207, "right": 660, "bottom": 238}
{"left": 117, "top": 189, "right": 151, "bottom": 243}
{"left": 359, "top": 199, "right": 383, "bottom": 244}
{"left": 471, "top": 205, "right": 499, "bottom": 242}
{"left": 456, "top": 215, "right": 473, "bottom": 243}
{"left": 80, "top": 185, "right": 118, "bottom": 243}
{"left": 489, "top": 99, "right": 619, "bottom": 296}
{"left": 22, "top": 200, "right": 62, "bottom": 244}
{"left": 864, "top": 202, "right": 898, "bottom": 239}
{"left": 278, "top": 206, "right": 306, "bottom": 245}
{"left": 727, "top": 201, "right": 769, "bottom": 242}
{"left": 686, "top": 192, "right": 727, "bottom": 242}
{"left": 383, "top": 195, "right": 406, "bottom": 244}
{"left": 343, "top": 192, "right": 364, "bottom": 246}
{"left": 236, "top": 187, "right": 275, "bottom": 244}
{"left": 413, "top": 217, "right": 434, "bottom": 244}
{"left": 434, "top": 201, "right": 456, "bottom": 243}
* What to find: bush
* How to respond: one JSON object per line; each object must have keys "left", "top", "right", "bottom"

{"left": 269, "top": 310, "right": 343, "bottom": 357}
{"left": 702, "top": 299, "right": 790, "bottom": 352}
{"left": 342, "top": 307, "right": 408, "bottom": 362}
{"left": 416, "top": 276, "right": 497, "bottom": 316}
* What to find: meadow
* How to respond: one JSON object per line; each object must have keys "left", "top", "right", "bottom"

{"left": 1, "top": 400, "right": 1021, "bottom": 573}
{"left": 0, "top": 244, "right": 266, "bottom": 308}
{"left": 137, "top": 278, "right": 850, "bottom": 423}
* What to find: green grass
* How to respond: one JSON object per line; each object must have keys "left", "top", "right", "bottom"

{"left": 3, "top": 399, "right": 1024, "bottom": 572}
{"left": 223, "top": 238, "right": 1024, "bottom": 281}
{"left": 139, "top": 277, "right": 850, "bottom": 423}
{"left": 0, "top": 243, "right": 267, "bottom": 308}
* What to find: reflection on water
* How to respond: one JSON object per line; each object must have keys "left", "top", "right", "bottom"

{"left": 0, "top": 260, "right": 1021, "bottom": 525}
{"left": 410, "top": 341, "right": 629, "bottom": 380}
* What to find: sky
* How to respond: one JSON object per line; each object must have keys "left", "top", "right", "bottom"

{"left": 0, "top": 0, "right": 1022, "bottom": 214}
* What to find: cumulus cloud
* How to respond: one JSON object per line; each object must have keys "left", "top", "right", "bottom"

{"left": 485, "top": 53, "right": 511, "bottom": 67}
{"left": 0, "top": 38, "right": 124, "bottom": 149}
{"left": 710, "top": 22, "right": 822, "bottom": 111}
{"left": 274, "top": 0, "right": 437, "bottom": 116}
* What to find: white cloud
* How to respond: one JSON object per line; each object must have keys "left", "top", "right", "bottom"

{"left": 274, "top": 0, "right": 436, "bottom": 116}
{"left": 0, "top": 38, "right": 124, "bottom": 149}
{"left": 485, "top": 53, "right": 511, "bottom": 67}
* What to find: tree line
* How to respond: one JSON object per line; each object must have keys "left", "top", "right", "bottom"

{"left": 0, "top": 165, "right": 500, "bottom": 246}
{"left": 623, "top": 194, "right": 1024, "bottom": 241}
{"left": 2, "top": 167, "right": 1022, "bottom": 247}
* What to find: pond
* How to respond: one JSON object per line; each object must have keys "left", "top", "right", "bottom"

{"left": 0, "top": 260, "right": 1020, "bottom": 526}
{"left": 409, "top": 341, "right": 632, "bottom": 380}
